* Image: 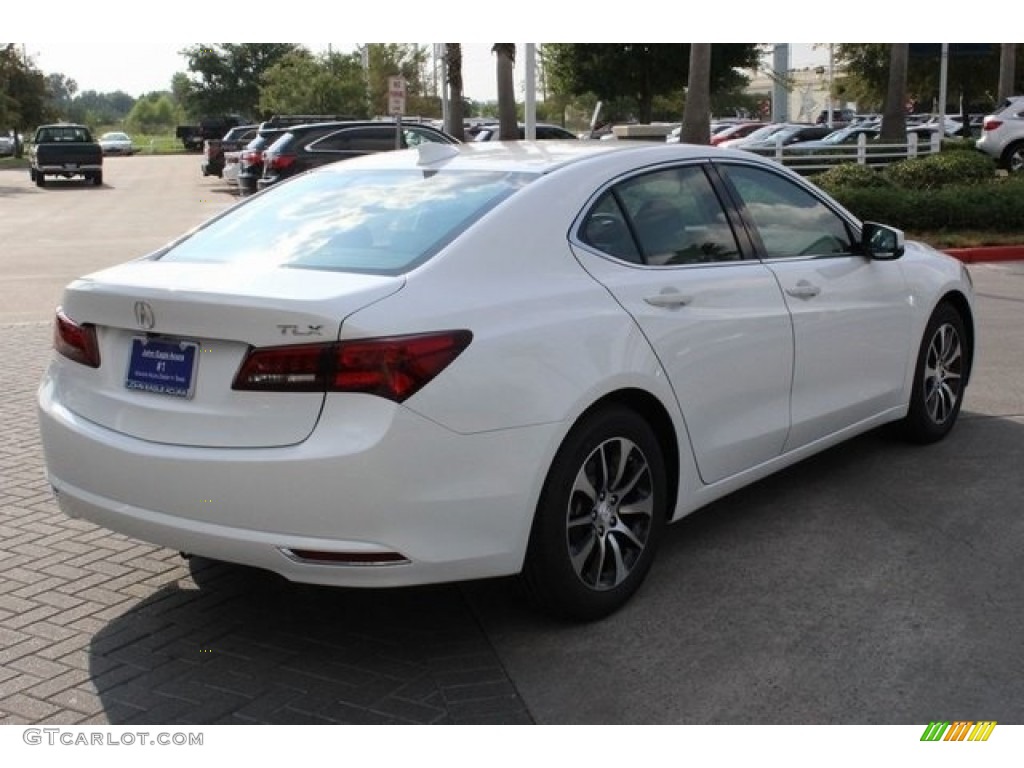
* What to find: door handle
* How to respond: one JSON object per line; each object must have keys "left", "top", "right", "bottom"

{"left": 785, "top": 281, "right": 821, "bottom": 300}
{"left": 644, "top": 290, "right": 692, "bottom": 309}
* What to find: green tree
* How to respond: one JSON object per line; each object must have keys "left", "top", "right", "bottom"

{"left": 543, "top": 43, "right": 760, "bottom": 124}
{"left": 364, "top": 44, "right": 434, "bottom": 117}
{"left": 0, "top": 43, "right": 51, "bottom": 141}
{"left": 493, "top": 44, "right": 517, "bottom": 139}
{"left": 260, "top": 49, "right": 368, "bottom": 117}
{"left": 180, "top": 43, "right": 301, "bottom": 119}
{"left": 126, "top": 92, "right": 178, "bottom": 134}
{"left": 45, "top": 72, "right": 77, "bottom": 120}
{"left": 835, "top": 43, "right": 1019, "bottom": 113}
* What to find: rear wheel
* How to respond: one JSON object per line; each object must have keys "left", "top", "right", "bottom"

{"left": 901, "top": 303, "right": 968, "bottom": 443}
{"left": 1001, "top": 141, "right": 1024, "bottom": 174}
{"left": 35, "top": 171, "right": 45, "bottom": 187}
{"left": 522, "top": 406, "right": 667, "bottom": 621}
{"left": 92, "top": 171, "right": 103, "bottom": 186}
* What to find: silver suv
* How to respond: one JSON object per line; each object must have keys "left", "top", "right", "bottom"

{"left": 976, "top": 96, "right": 1024, "bottom": 172}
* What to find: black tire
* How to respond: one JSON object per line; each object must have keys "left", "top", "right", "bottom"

{"left": 901, "top": 303, "right": 969, "bottom": 443}
{"left": 35, "top": 172, "right": 45, "bottom": 188}
{"left": 93, "top": 171, "right": 103, "bottom": 186}
{"left": 28, "top": 168, "right": 36, "bottom": 182}
{"left": 1001, "top": 141, "right": 1024, "bottom": 174}
{"left": 522, "top": 406, "right": 667, "bottom": 621}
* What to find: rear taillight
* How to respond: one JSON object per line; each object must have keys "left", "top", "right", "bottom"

{"left": 54, "top": 309, "right": 100, "bottom": 368}
{"left": 241, "top": 149, "right": 263, "bottom": 165}
{"left": 983, "top": 118, "right": 1003, "bottom": 132}
{"left": 266, "top": 153, "right": 296, "bottom": 172}
{"left": 232, "top": 331, "right": 472, "bottom": 403}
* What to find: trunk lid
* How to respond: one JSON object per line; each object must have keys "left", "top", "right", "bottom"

{"left": 54, "top": 260, "right": 404, "bottom": 448}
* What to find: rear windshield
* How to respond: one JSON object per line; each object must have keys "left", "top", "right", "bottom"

{"left": 158, "top": 167, "right": 535, "bottom": 274}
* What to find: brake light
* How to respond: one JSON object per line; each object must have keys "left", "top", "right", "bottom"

{"left": 54, "top": 309, "right": 100, "bottom": 368}
{"left": 232, "top": 331, "right": 472, "bottom": 402}
{"left": 983, "top": 118, "right": 1003, "bottom": 132}
{"left": 241, "top": 149, "right": 263, "bottom": 165}
{"left": 267, "top": 153, "right": 296, "bottom": 172}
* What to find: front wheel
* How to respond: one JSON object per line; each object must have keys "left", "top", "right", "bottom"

{"left": 522, "top": 406, "right": 667, "bottom": 621}
{"left": 901, "top": 303, "right": 969, "bottom": 443}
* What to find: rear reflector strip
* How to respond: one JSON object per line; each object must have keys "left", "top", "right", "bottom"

{"left": 281, "top": 548, "right": 410, "bottom": 566}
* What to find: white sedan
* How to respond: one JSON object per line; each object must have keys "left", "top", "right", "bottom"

{"left": 37, "top": 141, "right": 975, "bottom": 620}
{"left": 98, "top": 131, "right": 135, "bottom": 156}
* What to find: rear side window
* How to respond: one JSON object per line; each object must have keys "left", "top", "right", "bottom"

{"left": 580, "top": 165, "right": 742, "bottom": 266}
{"left": 312, "top": 127, "right": 397, "bottom": 153}
{"left": 158, "top": 168, "right": 535, "bottom": 275}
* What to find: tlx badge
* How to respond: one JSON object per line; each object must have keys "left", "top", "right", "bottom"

{"left": 277, "top": 324, "right": 323, "bottom": 336}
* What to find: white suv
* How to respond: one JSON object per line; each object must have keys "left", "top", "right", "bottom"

{"left": 977, "top": 96, "right": 1024, "bottom": 172}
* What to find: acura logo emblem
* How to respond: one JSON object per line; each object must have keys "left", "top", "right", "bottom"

{"left": 133, "top": 301, "right": 155, "bottom": 330}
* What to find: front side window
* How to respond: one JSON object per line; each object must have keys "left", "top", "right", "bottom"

{"left": 722, "top": 164, "right": 856, "bottom": 259}
{"left": 579, "top": 165, "right": 741, "bottom": 266}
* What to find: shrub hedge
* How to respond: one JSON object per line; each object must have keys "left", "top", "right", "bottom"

{"left": 810, "top": 150, "right": 1024, "bottom": 232}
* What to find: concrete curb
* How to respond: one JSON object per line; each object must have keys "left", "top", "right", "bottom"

{"left": 944, "top": 245, "right": 1024, "bottom": 264}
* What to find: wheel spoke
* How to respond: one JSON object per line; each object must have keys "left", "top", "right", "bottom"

{"left": 604, "top": 536, "right": 629, "bottom": 588}
{"left": 571, "top": 470, "right": 598, "bottom": 507}
{"left": 569, "top": 528, "right": 598, "bottom": 576}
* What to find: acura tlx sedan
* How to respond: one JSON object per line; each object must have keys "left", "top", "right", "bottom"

{"left": 38, "top": 141, "right": 976, "bottom": 621}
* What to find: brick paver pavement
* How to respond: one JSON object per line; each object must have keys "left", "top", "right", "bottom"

{"left": 0, "top": 321, "right": 532, "bottom": 725}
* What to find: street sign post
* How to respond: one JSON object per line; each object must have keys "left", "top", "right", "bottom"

{"left": 388, "top": 76, "right": 407, "bottom": 149}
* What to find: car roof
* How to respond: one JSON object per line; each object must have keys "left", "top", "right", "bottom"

{"left": 314, "top": 139, "right": 764, "bottom": 177}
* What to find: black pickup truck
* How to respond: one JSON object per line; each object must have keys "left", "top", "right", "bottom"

{"left": 29, "top": 124, "right": 103, "bottom": 187}
{"left": 176, "top": 115, "right": 245, "bottom": 151}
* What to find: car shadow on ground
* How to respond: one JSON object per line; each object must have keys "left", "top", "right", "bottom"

{"left": 461, "top": 413, "right": 1024, "bottom": 724}
{"left": 33, "top": 180, "right": 112, "bottom": 191}
{"left": 87, "top": 557, "right": 532, "bottom": 725}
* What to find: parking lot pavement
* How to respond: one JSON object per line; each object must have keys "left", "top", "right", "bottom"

{"left": 0, "top": 320, "right": 531, "bottom": 725}
{"left": 1, "top": 158, "right": 1023, "bottom": 726}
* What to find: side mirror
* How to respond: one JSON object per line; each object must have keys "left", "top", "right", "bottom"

{"left": 861, "top": 221, "right": 905, "bottom": 261}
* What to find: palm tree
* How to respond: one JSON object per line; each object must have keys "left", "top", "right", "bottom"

{"left": 880, "top": 43, "right": 908, "bottom": 143}
{"left": 445, "top": 44, "right": 465, "bottom": 140}
{"left": 493, "top": 44, "right": 517, "bottom": 140}
{"left": 680, "top": 44, "right": 712, "bottom": 145}
{"left": 998, "top": 43, "right": 1017, "bottom": 103}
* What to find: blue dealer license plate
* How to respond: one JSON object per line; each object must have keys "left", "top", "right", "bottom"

{"left": 125, "top": 337, "right": 199, "bottom": 399}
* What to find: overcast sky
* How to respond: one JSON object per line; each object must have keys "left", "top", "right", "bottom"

{"left": 19, "top": 43, "right": 828, "bottom": 104}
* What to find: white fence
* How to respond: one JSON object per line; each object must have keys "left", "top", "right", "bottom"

{"left": 742, "top": 131, "right": 943, "bottom": 175}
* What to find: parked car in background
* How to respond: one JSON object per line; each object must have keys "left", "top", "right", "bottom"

{"left": 39, "top": 141, "right": 975, "bottom": 620}
{"left": 469, "top": 123, "right": 578, "bottom": 141}
{"left": 202, "top": 124, "right": 257, "bottom": 178}
{"left": 0, "top": 132, "right": 17, "bottom": 157}
{"left": 236, "top": 115, "right": 356, "bottom": 195}
{"left": 816, "top": 109, "right": 855, "bottom": 128}
{"left": 98, "top": 132, "right": 135, "bottom": 156}
{"left": 257, "top": 120, "right": 458, "bottom": 191}
{"left": 720, "top": 123, "right": 830, "bottom": 150}
{"left": 976, "top": 96, "right": 1024, "bottom": 172}
{"left": 709, "top": 121, "right": 767, "bottom": 146}
{"left": 716, "top": 123, "right": 792, "bottom": 149}
{"left": 29, "top": 124, "right": 103, "bottom": 187}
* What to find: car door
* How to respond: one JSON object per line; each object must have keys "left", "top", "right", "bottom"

{"left": 570, "top": 162, "right": 794, "bottom": 485}
{"left": 715, "top": 161, "right": 914, "bottom": 450}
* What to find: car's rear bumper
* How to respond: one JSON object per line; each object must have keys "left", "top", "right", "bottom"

{"left": 38, "top": 378, "right": 550, "bottom": 588}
